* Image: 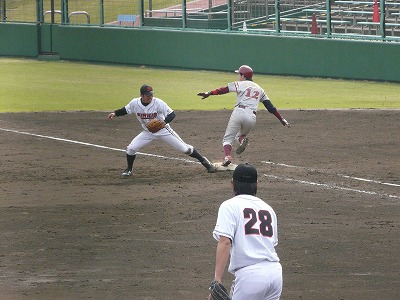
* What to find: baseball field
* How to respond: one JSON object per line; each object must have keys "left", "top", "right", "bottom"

{"left": 1, "top": 58, "right": 399, "bottom": 300}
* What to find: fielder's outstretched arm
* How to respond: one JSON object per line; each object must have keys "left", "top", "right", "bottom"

{"left": 108, "top": 107, "right": 128, "bottom": 119}
{"left": 197, "top": 87, "right": 229, "bottom": 99}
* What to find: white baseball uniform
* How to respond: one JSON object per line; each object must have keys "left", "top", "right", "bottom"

{"left": 213, "top": 194, "right": 282, "bottom": 300}
{"left": 223, "top": 80, "right": 270, "bottom": 146}
{"left": 124, "top": 97, "right": 194, "bottom": 156}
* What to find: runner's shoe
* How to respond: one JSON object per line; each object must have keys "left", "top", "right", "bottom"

{"left": 121, "top": 168, "right": 132, "bottom": 176}
{"left": 236, "top": 137, "right": 249, "bottom": 155}
{"left": 202, "top": 157, "right": 217, "bottom": 173}
{"left": 222, "top": 155, "right": 232, "bottom": 167}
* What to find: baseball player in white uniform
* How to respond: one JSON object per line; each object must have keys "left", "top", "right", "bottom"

{"left": 108, "top": 84, "right": 216, "bottom": 176}
{"left": 211, "top": 163, "right": 282, "bottom": 300}
{"left": 198, "top": 65, "right": 290, "bottom": 167}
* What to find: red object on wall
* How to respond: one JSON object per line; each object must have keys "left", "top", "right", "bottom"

{"left": 373, "top": 0, "right": 380, "bottom": 22}
{"left": 311, "top": 13, "right": 319, "bottom": 34}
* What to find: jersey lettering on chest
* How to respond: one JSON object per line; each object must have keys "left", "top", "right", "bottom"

{"left": 137, "top": 112, "right": 158, "bottom": 120}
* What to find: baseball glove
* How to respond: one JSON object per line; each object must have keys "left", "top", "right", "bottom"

{"left": 209, "top": 280, "right": 231, "bottom": 300}
{"left": 197, "top": 92, "right": 211, "bottom": 99}
{"left": 146, "top": 118, "right": 165, "bottom": 133}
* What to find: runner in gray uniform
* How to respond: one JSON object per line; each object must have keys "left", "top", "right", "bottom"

{"left": 197, "top": 65, "right": 290, "bottom": 166}
{"left": 108, "top": 84, "right": 216, "bottom": 176}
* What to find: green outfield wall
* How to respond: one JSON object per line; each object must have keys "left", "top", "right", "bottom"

{"left": 1, "top": 23, "right": 399, "bottom": 82}
{"left": 0, "top": 23, "right": 39, "bottom": 56}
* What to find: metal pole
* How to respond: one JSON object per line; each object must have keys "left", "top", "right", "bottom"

{"left": 275, "top": 0, "right": 280, "bottom": 33}
{"left": 65, "top": 0, "right": 69, "bottom": 24}
{"left": 380, "top": 0, "right": 385, "bottom": 38}
{"left": 149, "top": 0, "right": 152, "bottom": 18}
{"left": 326, "top": 0, "right": 331, "bottom": 36}
{"left": 100, "top": 0, "right": 104, "bottom": 26}
{"left": 37, "top": 0, "right": 43, "bottom": 23}
{"left": 140, "top": 0, "right": 144, "bottom": 26}
{"left": 61, "top": 0, "right": 68, "bottom": 24}
{"left": 37, "top": 0, "right": 42, "bottom": 54}
{"left": 1, "top": 0, "right": 7, "bottom": 22}
{"left": 182, "top": 0, "right": 186, "bottom": 28}
{"left": 227, "top": 0, "right": 232, "bottom": 30}
{"left": 50, "top": 0, "right": 55, "bottom": 23}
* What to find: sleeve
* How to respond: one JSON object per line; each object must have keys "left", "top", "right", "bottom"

{"left": 262, "top": 99, "right": 277, "bottom": 114}
{"left": 164, "top": 111, "right": 175, "bottom": 123}
{"left": 124, "top": 99, "right": 137, "bottom": 115}
{"left": 262, "top": 99, "right": 286, "bottom": 121}
{"left": 159, "top": 99, "right": 174, "bottom": 117}
{"left": 227, "top": 81, "right": 239, "bottom": 93}
{"left": 213, "top": 201, "right": 236, "bottom": 241}
{"left": 114, "top": 107, "right": 128, "bottom": 116}
{"left": 272, "top": 210, "right": 279, "bottom": 246}
{"left": 259, "top": 90, "right": 270, "bottom": 102}
{"left": 210, "top": 86, "right": 230, "bottom": 95}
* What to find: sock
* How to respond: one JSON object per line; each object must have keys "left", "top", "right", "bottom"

{"left": 126, "top": 154, "right": 136, "bottom": 170}
{"left": 189, "top": 148, "right": 204, "bottom": 163}
{"left": 223, "top": 144, "right": 232, "bottom": 156}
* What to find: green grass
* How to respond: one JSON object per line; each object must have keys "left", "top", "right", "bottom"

{"left": 1, "top": 57, "right": 399, "bottom": 113}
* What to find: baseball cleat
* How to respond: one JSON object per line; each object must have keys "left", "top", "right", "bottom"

{"left": 222, "top": 155, "right": 232, "bottom": 167}
{"left": 236, "top": 137, "right": 249, "bottom": 155}
{"left": 121, "top": 168, "right": 132, "bottom": 176}
{"left": 207, "top": 164, "right": 217, "bottom": 173}
{"left": 202, "top": 157, "right": 217, "bottom": 173}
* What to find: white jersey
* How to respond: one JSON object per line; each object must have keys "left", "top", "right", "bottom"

{"left": 125, "top": 97, "right": 173, "bottom": 131}
{"left": 213, "top": 194, "right": 279, "bottom": 273}
{"left": 227, "top": 81, "right": 270, "bottom": 111}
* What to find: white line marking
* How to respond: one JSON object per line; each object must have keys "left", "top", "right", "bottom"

{"left": 2, "top": 127, "right": 398, "bottom": 199}
{"left": 261, "top": 161, "right": 400, "bottom": 187}
{"left": 0, "top": 128, "right": 199, "bottom": 164}
{"left": 264, "top": 174, "right": 399, "bottom": 199}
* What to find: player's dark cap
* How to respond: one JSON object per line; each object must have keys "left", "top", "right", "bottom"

{"left": 140, "top": 84, "right": 153, "bottom": 96}
{"left": 233, "top": 163, "right": 257, "bottom": 183}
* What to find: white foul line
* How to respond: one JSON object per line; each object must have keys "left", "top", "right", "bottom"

{"left": 261, "top": 161, "right": 400, "bottom": 188}
{"left": 0, "top": 128, "right": 199, "bottom": 164}
{"left": 264, "top": 174, "right": 400, "bottom": 199}
{"left": 2, "top": 127, "right": 398, "bottom": 199}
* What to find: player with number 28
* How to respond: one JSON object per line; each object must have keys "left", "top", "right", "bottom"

{"left": 209, "top": 163, "right": 282, "bottom": 300}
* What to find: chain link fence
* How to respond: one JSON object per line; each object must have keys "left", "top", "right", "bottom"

{"left": 1, "top": 0, "right": 37, "bottom": 22}
{"left": 1, "top": 1, "right": 399, "bottom": 39}
{"left": 0, "top": 0, "right": 335, "bottom": 26}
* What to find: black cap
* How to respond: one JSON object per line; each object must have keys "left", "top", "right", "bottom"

{"left": 233, "top": 163, "right": 257, "bottom": 183}
{"left": 140, "top": 84, "right": 153, "bottom": 96}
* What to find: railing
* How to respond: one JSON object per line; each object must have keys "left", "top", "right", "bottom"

{"left": 68, "top": 11, "right": 90, "bottom": 24}
{"left": 1, "top": 0, "right": 400, "bottom": 42}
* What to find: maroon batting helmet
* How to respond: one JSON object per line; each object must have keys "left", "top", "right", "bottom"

{"left": 235, "top": 65, "right": 253, "bottom": 80}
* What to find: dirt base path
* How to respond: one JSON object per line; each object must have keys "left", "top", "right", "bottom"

{"left": 1, "top": 110, "right": 399, "bottom": 300}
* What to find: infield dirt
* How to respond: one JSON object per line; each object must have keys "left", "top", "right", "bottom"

{"left": 1, "top": 110, "right": 399, "bottom": 300}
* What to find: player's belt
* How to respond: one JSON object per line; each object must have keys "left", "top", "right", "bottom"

{"left": 237, "top": 105, "right": 256, "bottom": 115}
